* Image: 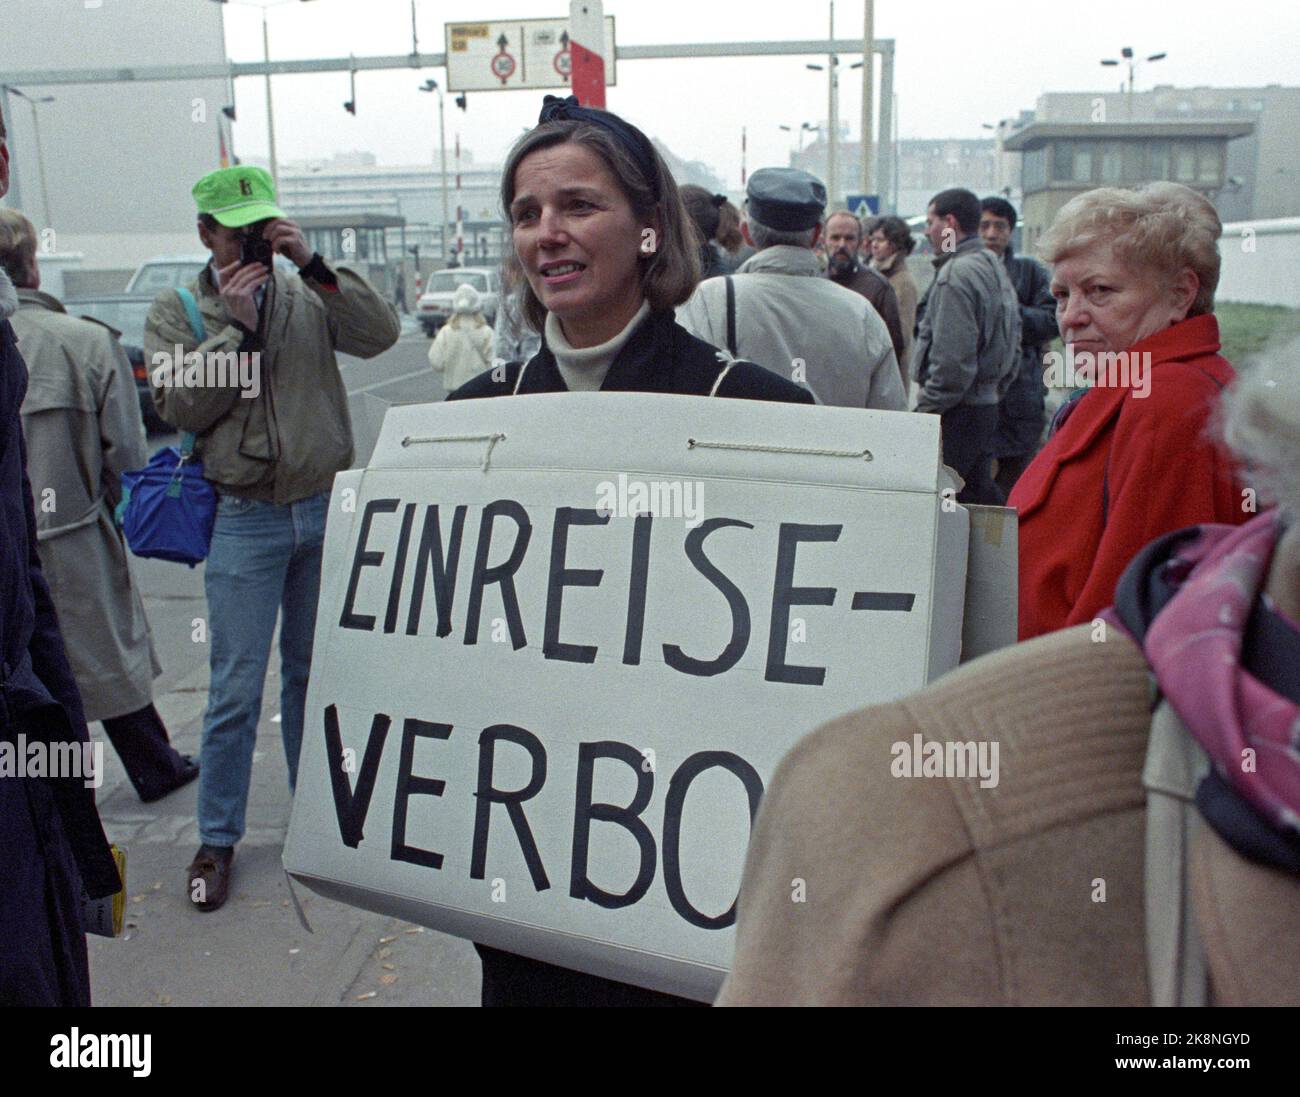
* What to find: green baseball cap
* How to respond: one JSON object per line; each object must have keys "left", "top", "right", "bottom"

{"left": 192, "top": 165, "right": 285, "bottom": 228}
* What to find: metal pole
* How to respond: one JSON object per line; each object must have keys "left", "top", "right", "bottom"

{"left": 860, "top": 0, "right": 873, "bottom": 203}
{"left": 826, "top": 1, "right": 838, "bottom": 208}
{"left": 28, "top": 100, "right": 52, "bottom": 227}
{"left": 892, "top": 91, "right": 899, "bottom": 216}
{"left": 454, "top": 133, "right": 463, "bottom": 263}
{"left": 263, "top": 9, "right": 279, "bottom": 189}
{"left": 877, "top": 39, "right": 894, "bottom": 212}
{"left": 438, "top": 87, "right": 449, "bottom": 263}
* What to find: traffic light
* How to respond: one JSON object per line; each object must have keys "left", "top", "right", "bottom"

{"left": 455, "top": 93, "right": 468, "bottom": 111}
{"left": 343, "top": 100, "right": 355, "bottom": 114}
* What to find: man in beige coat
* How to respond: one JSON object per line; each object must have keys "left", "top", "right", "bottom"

{"left": 719, "top": 355, "right": 1300, "bottom": 1007}
{"left": 717, "top": 624, "right": 1153, "bottom": 1006}
{"left": 1, "top": 209, "right": 197, "bottom": 803}
{"left": 144, "top": 165, "right": 400, "bottom": 912}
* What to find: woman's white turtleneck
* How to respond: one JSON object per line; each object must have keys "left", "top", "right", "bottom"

{"left": 545, "top": 300, "right": 651, "bottom": 392}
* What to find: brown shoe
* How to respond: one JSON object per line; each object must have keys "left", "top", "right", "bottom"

{"left": 186, "top": 844, "right": 234, "bottom": 912}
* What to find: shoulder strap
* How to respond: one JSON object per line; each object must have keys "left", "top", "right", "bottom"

{"left": 173, "top": 287, "right": 205, "bottom": 458}
{"left": 1142, "top": 698, "right": 1211, "bottom": 1006}
{"left": 724, "top": 276, "right": 738, "bottom": 358}
{"left": 512, "top": 357, "right": 531, "bottom": 395}
{"left": 709, "top": 360, "right": 737, "bottom": 397}
{"left": 174, "top": 287, "right": 206, "bottom": 342}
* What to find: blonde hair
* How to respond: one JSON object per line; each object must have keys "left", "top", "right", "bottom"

{"left": 1220, "top": 356, "right": 1300, "bottom": 520}
{"left": 0, "top": 208, "right": 37, "bottom": 288}
{"left": 1038, "top": 182, "right": 1222, "bottom": 317}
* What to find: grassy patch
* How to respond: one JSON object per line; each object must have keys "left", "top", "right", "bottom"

{"left": 1214, "top": 302, "right": 1300, "bottom": 366}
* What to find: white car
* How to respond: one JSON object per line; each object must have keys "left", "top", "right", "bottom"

{"left": 124, "top": 255, "right": 210, "bottom": 296}
{"left": 416, "top": 267, "right": 499, "bottom": 336}
{"left": 126, "top": 250, "right": 297, "bottom": 296}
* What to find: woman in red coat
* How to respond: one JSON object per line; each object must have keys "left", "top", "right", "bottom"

{"left": 1008, "top": 182, "right": 1247, "bottom": 640}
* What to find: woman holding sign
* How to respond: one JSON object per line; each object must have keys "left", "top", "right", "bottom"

{"left": 448, "top": 95, "right": 812, "bottom": 1007}
{"left": 447, "top": 96, "right": 813, "bottom": 405}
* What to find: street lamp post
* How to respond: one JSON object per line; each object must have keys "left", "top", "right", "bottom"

{"left": 780, "top": 122, "right": 817, "bottom": 160}
{"left": 211, "top": 0, "right": 319, "bottom": 190}
{"left": 419, "top": 79, "right": 451, "bottom": 263}
{"left": 2, "top": 85, "right": 54, "bottom": 227}
{"left": 806, "top": 2, "right": 861, "bottom": 209}
{"left": 1100, "top": 46, "right": 1166, "bottom": 117}
{"left": 861, "top": 0, "right": 873, "bottom": 204}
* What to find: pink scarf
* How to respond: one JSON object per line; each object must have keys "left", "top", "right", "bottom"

{"left": 1144, "top": 513, "right": 1300, "bottom": 834}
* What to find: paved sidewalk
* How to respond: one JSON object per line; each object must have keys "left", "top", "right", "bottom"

{"left": 87, "top": 567, "right": 479, "bottom": 1007}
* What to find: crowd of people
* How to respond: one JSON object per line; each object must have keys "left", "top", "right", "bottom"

{"left": 0, "top": 91, "right": 1294, "bottom": 1008}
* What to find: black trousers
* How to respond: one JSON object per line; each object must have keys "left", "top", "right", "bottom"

{"left": 994, "top": 451, "right": 1035, "bottom": 499}
{"left": 476, "top": 944, "right": 705, "bottom": 1008}
{"left": 939, "top": 404, "right": 1004, "bottom": 506}
{"left": 101, "top": 703, "right": 187, "bottom": 801}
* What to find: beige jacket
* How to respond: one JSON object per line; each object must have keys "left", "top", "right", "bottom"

{"left": 873, "top": 250, "right": 918, "bottom": 376}
{"left": 144, "top": 260, "right": 400, "bottom": 504}
{"left": 15, "top": 289, "right": 160, "bottom": 722}
{"left": 428, "top": 316, "right": 493, "bottom": 393}
{"left": 718, "top": 622, "right": 1300, "bottom": 1006}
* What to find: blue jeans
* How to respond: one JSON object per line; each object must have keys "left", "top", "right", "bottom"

{"left": 197, "top": 490, "right": 328, "bottom": 848}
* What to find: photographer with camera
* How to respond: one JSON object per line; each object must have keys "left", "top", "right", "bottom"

{"left": 144, "top": 165, "right": 400, "bottom": 913}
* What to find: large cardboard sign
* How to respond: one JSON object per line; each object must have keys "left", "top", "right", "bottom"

{"left": 284, "top": 394, "right": 971, "bottom": 1001}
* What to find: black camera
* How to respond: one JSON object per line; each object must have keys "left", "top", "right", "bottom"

{"left": 239, "top": 226, "right": 274, "bottom": 271}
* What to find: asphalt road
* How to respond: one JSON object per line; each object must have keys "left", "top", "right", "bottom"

{"left": 337, "top": 322, "right": 448, "bottom": 407}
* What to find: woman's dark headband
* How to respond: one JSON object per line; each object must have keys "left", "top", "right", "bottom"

{"left": 537, "top": 95, "right": 661, "bottom": 201}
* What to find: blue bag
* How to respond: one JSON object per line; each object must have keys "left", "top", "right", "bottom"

{"left": 118, "top": 287, "right": 217, "bottom": 566}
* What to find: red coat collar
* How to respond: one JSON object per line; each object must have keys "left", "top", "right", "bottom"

{"left": 1010, "top": 314, "right": 1224, "bottom": 519}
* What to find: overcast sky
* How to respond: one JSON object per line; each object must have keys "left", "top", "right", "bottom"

{"left": 219, "top": 0, "right": 1300, "bottom": 188}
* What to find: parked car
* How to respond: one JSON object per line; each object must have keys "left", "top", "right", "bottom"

{"left": 124, "top": 255, "right": 210, "bottom": 296}
{"left": 63, "top": 294, "right": 172, "bottom": 436}
{"left": 124, "top": 252, "right": 296, "bottom": 295}
{"left": 415, "top": 267, "right": 499, "bottom": 336}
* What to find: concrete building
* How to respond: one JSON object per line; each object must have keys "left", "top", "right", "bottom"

{"left": 999, "top": 85, "right": 1298, "bottom": 251}
{"left": 0, "top": 0, "right": 231, "bottom": 281}
{"left": 1029, "top": 85, "right": 1300, "bottom": 223}
{"left": 1004, "top": 118, "right": 1254, "bottom": 255}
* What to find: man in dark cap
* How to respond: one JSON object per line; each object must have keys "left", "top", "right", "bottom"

{"left": 677, "top": 167, "right": 904, "bottom": 410}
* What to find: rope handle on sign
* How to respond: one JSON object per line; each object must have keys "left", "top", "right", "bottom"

{"left": 687, "top": 438, "right": 873, "bottom": 461}
{"left": 401, "top": 432, "right": 507, "bottom": 471}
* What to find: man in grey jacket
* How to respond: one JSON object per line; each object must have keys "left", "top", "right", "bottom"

{"left": 676, "top": 168, "right": 904, "bottom": 411}
{"left": 145, "top": 165, "right": 400, "bottom": 911}
{"left": 913, "top": 188, "right": 1020, "bottom": 504}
